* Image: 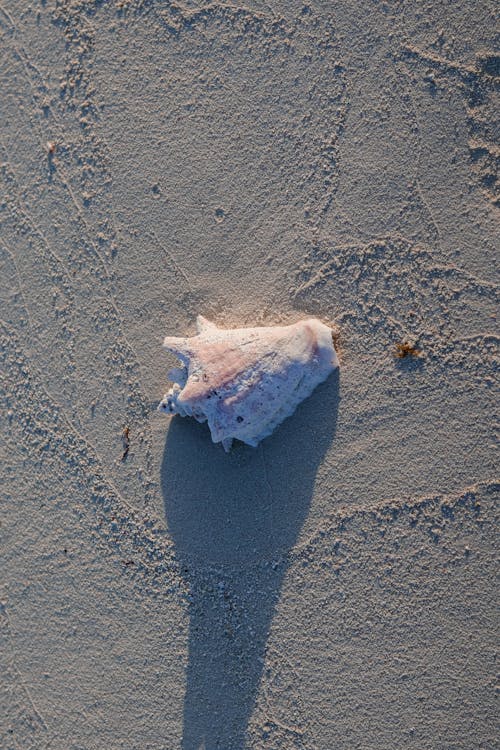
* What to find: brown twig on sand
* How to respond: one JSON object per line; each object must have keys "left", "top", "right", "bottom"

{"left": 394, "top": 341, "right": 421, "bottom": 359}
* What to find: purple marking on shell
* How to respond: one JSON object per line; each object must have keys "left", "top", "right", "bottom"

{"left": 158, "top": 315, "right": 339, "bottom": 451}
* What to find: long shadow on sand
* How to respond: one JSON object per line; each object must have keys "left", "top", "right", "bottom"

{"left": 161, "top": 370, "right": 339, "bottom": 749}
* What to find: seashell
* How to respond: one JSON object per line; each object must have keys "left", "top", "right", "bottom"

{"left": 158, "top": 315, "right": 339, "bottom": 451}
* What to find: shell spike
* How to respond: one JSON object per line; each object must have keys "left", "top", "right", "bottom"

{"left": 196, "top": 315, "right": 218, "bottom": 334}
{"left": 162, "top": 336, "right": 194, "bottom": 364}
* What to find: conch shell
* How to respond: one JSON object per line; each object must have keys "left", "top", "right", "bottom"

{"left": 159, "top": 316, "right": 338, "bottom": 451}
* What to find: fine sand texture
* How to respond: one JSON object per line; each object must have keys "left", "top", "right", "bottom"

{"left": 1, "top": 1, "right": 498, "bottom": 748}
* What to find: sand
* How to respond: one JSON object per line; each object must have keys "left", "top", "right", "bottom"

{"left": 1, "top": 0, "right": 498, "bottom": 748}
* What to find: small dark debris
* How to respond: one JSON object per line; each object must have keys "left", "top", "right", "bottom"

{"left": 123, "top": 560, "right": 135, "bottom": 567}
{"left": 236, "top": 415, "right": 244, "bottom": 423}
{"left": 121, "top": 426, "right": 130, "bottom": 461}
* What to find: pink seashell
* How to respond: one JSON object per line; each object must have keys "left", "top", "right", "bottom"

{"left": 158, "top": 315, "right": 339, "bottom": 451}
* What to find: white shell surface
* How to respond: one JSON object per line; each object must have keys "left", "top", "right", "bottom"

{"left": 159, "top": 316, "right": 339, "bottom": 451}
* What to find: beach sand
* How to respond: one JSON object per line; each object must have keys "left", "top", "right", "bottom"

{"left": 1, "top": 0, "right": 498, "bottom": 747}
